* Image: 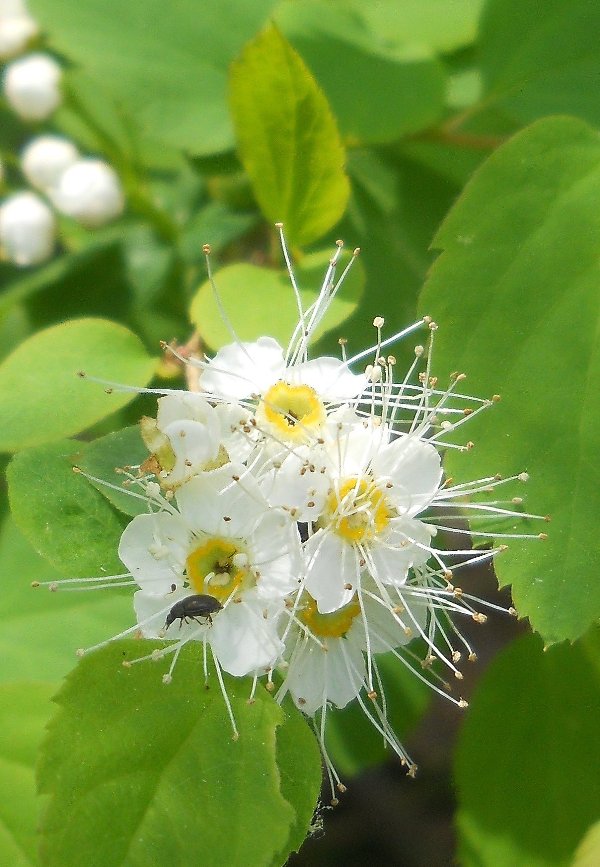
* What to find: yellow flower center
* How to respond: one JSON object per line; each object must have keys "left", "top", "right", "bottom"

{"left": 298, "top": 594, "right": 361, "bottom": 638}
{"left": 256, "top": 381, "right": 326, "bottom": 443}
{"left": 186, "top": 537, "right": 252, "bottom": 603}
{"left": 323, "top": 477, "right": 392, "bottom": 543}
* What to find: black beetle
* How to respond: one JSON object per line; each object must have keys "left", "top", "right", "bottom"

{"left": 164, "top": 594, "right": 223, "bottom": 630}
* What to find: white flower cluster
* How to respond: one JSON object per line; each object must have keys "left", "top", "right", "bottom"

{"left": 41, "top": 232, "right": 547, "bottom": 800}
{"left": 0, "top": 2, "right": 124, "bottom": 266}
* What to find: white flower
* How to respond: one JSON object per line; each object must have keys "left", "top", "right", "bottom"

{"left": 140, "top": 392, "right": 253, "bottom": 489}
{"left": 0, "top": 190, "right": 55, "bottom": 265}
{"left": 296, "top": 407, "right": 441, "bottom": 613}
{"left": 276, "top": 586, "right": 426, "bottom": 800}
{"left": 21, "top": 134, "right": 79, "bottom": 192}
{"left": 52, "top": 158, "right": 124, "bottom": 227}
{"left": 117, "top": 465, "right": 302, "bottom": 676}
{"left": 3, "top": 53, "right": 62, "bottom": 120}
{"left": 0, "top": 12, "right": 38, "bottom": 59}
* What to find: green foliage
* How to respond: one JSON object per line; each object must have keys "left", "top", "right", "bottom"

{"left": 29, "top": 0, "right": 276, "bottom": 155}
{"left": 0, "top": 516, "right": 129, "bottom": 683}
{"left": 419, "top": 116, "right": 600, "bottom": 645}
{"left": 191, "top": 247, "right": 364, "bottom": 349}
{"left": 229, "top": 24, "right": 350, "bottom": 247}
{"left": 0, "top": 319, "right": 157, "bottom": 453}
{"left": 275, "top": 1, "right": 446, "bottom": 144}
{"left": 0, "top": 682, "right": 56, "bottom": 867}
{"left": 7, "top": 440, "right": 125, "bottom": 576}
{"left": 480, "top": 0, "right": 600, "bottom": 127}
{"left": 74, "top": 425, "right": 150, "bottom": 517}
{"left": 37, "top": 641, "right": 321, "bottom": 867}
{"left": 455, "top": 630, "right": 600, "bottom": 867}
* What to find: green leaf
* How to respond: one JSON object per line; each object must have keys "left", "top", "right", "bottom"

{"left": 275, "top": 1, "right": 446, "bottom": 143}
{"left": 0, "top": 318, "right": 157, "bottom": 453}
{"left": 74, "top": 426, "right": 150, "bottom": 518}
{"left": 455, "top": 631, "right": 600, "bottom": 867}
{"left": 480, "top": 0, "right": 600, "bottom": 127}
{"left": 0, "top": 682, "right": 56, "bottom": 867}
{"left": 0, "top": 234, "right": 123, "bottom": 320}
{"left": 29, "top": 0, "right": 276, "bottom": 155}
{"left": 271, "top": 697, "right": 322, "bottom": 862}
{"left": 573, "top": 821, "right": 600, "bottom": 867}
{"left": 190, "top": 247, "right": 364, "bottom": 349}
{"left": 0, "top": 516, "right": 131, "bottom": 683}
{"left": 229, "top": 24, "right": 350, "bottom": 247}
{"left": 347, "top": 0, "right": 485, "bottom": 54}
{"left": 8, "top": 440, "right": 125, "bottom": 576}
{"left": 418, "top": 116, "right": 600, "bottom": 644}
{"left": 38, "top": 641, "right": 321, "bottom": 867}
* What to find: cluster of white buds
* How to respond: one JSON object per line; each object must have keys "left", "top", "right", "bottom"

{"left": 0, "top": 3, "right": 124, "bottom": 266}
{"left": 39, "top": 231, "right": 548, "bottom": 803}
{"left": 1, "top": 1, "right": 60, "bottom": 121}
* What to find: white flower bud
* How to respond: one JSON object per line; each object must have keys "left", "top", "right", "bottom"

{"left": 52, "top": 158, "right": 124, "bottom": 227}
{"left": 0, "top": 13, "right": 38, "bottom": 59}
{"left": 21, "top": 135, "right": 79, "bottom": 192}
{"left": 0, "top": 191, "right": 55, "bottom": 265}
{"left": 0, "top": 0, "right": 30, "bottom": 15}
{"left": 3, "top": 53, "right": 62, "bottom": 121}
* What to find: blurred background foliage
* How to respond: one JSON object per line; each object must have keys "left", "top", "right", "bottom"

{"left": 1, "top": 0, "right": 599, "bottom": 865}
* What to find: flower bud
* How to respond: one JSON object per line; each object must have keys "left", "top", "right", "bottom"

{"left": 0, "top": 0, "right": 31, "bottom": 14}
{"left": 0, "top": 190, "right": 55, "bottom": 265}
{"left": 3, "top": 53, "right": 62, "bottom": 121}
{"left": 0, "top": 13, "right": 38, "bottom": 59}
{"left": 21, "top": 134, "right": 79, "bottom": 192}
{"left": 52, "top": 158, "right": 124, "bottom": 227}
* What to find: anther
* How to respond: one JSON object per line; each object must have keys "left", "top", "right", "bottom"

{"left": 162, "top": 674, "right": 172, "bottom": 685}
{"left": 373, "top": 316, "right": 384, "bottom": 328}
{"left": 454, "top": 671, "right": 464, "bottom": 680}
{"left": 458, "top": 699, "right": 468, "bottom": 709}
{"left": 468, "top": 653, "right": 478, "bottom": 662}
{"left": 472, "top": 612, "right": 488, "bottom": 624}
{"left": 344, "top": 583, "right": 353, "bottom": 590}
{"left": 31, "top": 581, "right": 40, "bottom": 588}
{"left": 538, "top": 533, "right": 548, "bottom": 541}
{"left": 492, "top": 394, "right": 501, "bottom": 402}
{"left": 367, "top": 690, "right": 378, "bottom": 700}
{"left": 202, "top": 243, "right": 211, "bottom": 254}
